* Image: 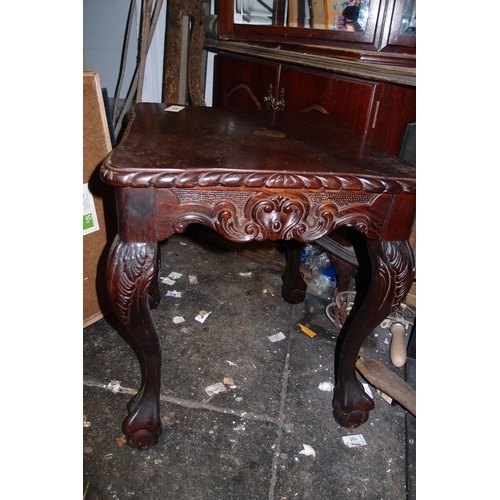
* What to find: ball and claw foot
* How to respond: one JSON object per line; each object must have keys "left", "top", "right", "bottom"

{"left": 332, "top": 380, "right": 375, "bottom": 428}
{"left": 126, "top": 428, "right": 162, "bottom": 450}
{"left": 284, "top": 288, "right": 306, "bottom": 304}
{"left": 333, "top": 402, "right": 372, "bottom": 428}
{"left": 123, "top": 390, "right": 163, "bottom": 450}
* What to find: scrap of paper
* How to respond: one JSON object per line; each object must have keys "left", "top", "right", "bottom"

{"left": 165, "top": 105, "right": 185, "bottom": 112}
{"left": 168, "top": 272, "right": 183, "bottom": 280}
{"left": 205, "top": 382, "right": 226, "bottom": 397}
{"left": 268, "top": 332, "right": 286, "bottom": 342}
{"left": 195, "top": 311, "right": 212, "bottom": 323}
{"left": 342, "top": 434, "right": 367, "bottom": 448}
{"left": 299, "top": 444, "right": 316, "bottom": 457}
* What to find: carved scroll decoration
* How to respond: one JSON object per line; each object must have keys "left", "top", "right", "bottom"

{"left": 170, "top": 188, "right": 379, "bottom": 242}
{"left": 107, "top": 237, "right": 158, "bottom": 326}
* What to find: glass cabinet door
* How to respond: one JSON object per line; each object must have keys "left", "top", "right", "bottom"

{"left": 386, "top": 0, "right": 416, "bottom": 47}
{"left": 218, "top": 0, "right": 386, "bottom": 48}
{"left": 234, "top": 0, "right": 372, "bottom": 31}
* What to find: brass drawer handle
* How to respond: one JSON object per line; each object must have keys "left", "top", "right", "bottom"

{"left": 264, "top": 84, "right": 285, "bottom": 111}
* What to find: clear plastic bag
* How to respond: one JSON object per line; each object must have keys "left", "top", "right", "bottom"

{"left": 301, "top": 244, "right": 338, "bottom": 298}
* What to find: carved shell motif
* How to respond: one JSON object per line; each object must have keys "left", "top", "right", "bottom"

{"left": 170, "top": 189, "right": 378, "bottom": 242}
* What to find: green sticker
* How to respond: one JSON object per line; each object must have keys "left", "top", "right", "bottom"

{"left": 83, "top": 213, "right": 94, "bottom": 230}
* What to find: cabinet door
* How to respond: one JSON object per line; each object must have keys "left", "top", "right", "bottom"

{"left": 380, "top": 0, "right": 416, "bottom": 51}
{"left": 369, "top": 82, "right": 415, "bottom": 156}
{"left": 218, "top": 0, "right": 386, "bottom": 51}
{"left": 212, "top": 54, "right": 414, "bottom": 154}
{"left": 213, "top": 54, "right": 280, "bottom": 110}
{"left": 278, "top": 66, "right": 381, "bottom": 139}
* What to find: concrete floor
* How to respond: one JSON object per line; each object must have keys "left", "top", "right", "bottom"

{"left": 83, "top": 228, "right": 416, "bottom": 499}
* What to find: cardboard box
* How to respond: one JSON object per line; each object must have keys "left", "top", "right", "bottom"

{"left": 83, "top": 71, "right": 117, "bottom": 327}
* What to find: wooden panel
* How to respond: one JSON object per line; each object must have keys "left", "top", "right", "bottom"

{"left": 278, "top": 66, "right": 380, "bottom": 138}
{"left": 83, "top": 71, "right": 117, "bottom": 327}
{"left": 381, "top": 193, "right": 415, "bottom": 241}
{"left": 213, "top": 54, "right": 279, "bottom": 110}
{"left": 369, "top": 82, "right": 416, "bottom": 156}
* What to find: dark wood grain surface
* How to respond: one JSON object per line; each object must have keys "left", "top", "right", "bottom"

{"left": 105, "top": 104, "right": 415, "bottom": 187}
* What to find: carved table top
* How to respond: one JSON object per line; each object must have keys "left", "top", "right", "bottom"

{"left": 101, "top": 103, "right": 415, "bottom": 242}
{"left": 103, "top": 104, "right": 415, "bottom": 191}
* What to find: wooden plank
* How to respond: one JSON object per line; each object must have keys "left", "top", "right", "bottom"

{"left": 356, "top": 356, "right": 416, "bottom": 416}
{"left": 204, "top": 38, "right": 416, "bottom": 86}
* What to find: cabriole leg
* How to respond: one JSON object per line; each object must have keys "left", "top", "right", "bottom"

{"left": 333, "top": 239, "right": 414, "bottom": 428}
{"left": 107, "top": 236, "right": 162, "bottom": 449}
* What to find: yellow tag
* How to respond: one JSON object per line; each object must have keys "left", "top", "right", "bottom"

{"left": 298, "top": 323, "right": 317, "bottom": 338}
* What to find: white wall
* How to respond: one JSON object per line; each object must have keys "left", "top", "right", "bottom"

{"left": 83, "top": 0, "right": 214, "bottom": 104}
{"left": 83, "top": 0, "right": 138, "bottom": 99}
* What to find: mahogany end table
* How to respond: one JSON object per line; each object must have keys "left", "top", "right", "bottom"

{"left": 101, "top": 103, "right": 416, "bottom": 450}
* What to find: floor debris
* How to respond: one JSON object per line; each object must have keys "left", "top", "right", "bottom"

{"left": 161, "top": 272, "right": 183, "bottom": 285}
{"left": 84, "top": 233, "right": 413, "bottom": 499}
{"left": 195, "top": 311, "right": 212, "bottom": 323}
{"left": 107, "top": 380, "right": 121, "bottom": 393}
{"left": 205, "top": 382, "right": 227, "bottom": 397}
{"left": 299, "top": 444, "right": 317, "bottom": 457}
{"left": 298, "top": 323, "right": 317, "bottom": 338}
{"left": 362, "top": 383, "right": 373, "bottom": 398}
{"left": 318, "top": 380, "right": 334, "bottom": 392}
{"left": 342, "top": 434, "right": 367, "bottom": 448}
{"left": 161, "top": 277, "right": 176, "bottom": 285}
{"left": 268, "top": 332, "right": 286, "bottom": 342}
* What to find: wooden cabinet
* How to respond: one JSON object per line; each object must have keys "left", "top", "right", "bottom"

{"left": 208, "top": 0, "right": 416, "bottom": 155}
{"left": 212, "top": 53, "right": 415, "bottom": 156}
